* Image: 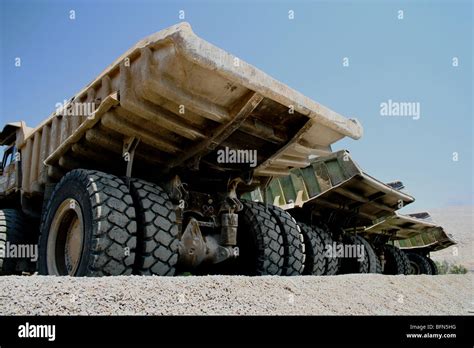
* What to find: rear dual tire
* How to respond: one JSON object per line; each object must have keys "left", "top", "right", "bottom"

{"left": 354, "top": 235, "right": 381, "bottom": 274}
{"left": 405, "top": 252, "right": 433, "bottom": 275}
{"left": 425, "top": 255, "right": 438, "bottom": 275}
{"left": 381, "top": 244, "right": 410, "bottom": 275}
{"left": 38, "top": 170, "right": 178, "bottom": 277}
{"left": 128, "top": 178, "right": 179, "bottom": 276}
{"left": 235, "top": 201, "right": 285, "bottom": 275}
{"left": 338, "top": 234, "right": 369, "bottom": 274}
{"left": 267, "top": 205, "right": 305, "bottom": 276}
{"left": 299, "top": 223, "right": 325, "bottom": 275}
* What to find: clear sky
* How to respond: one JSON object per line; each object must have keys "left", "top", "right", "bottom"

{"left": 0, "top": 0, "right": 472, "bottom": 212}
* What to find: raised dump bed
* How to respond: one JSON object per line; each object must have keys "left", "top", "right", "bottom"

{"left": 244, "top": 150, "right": 414, "bottom": 228}
{"left": 2, "top": 22, "right": 362, "bottom": 200}
{"left": 0, "top": 23, "right": 367, "bottom": 277}
{"left": 364, "top": 212, "right": 456, "bottom": 252}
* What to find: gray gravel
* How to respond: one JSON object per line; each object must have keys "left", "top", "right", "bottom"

{"left": 0, "top": 274, "right": 472, "bottom": 315}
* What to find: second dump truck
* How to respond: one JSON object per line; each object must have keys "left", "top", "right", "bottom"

{"left": 244, "top": 150, "right": 455, "bottom": 275}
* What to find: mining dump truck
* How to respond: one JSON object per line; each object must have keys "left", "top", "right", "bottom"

{"left": 0, "top": 22, "right": 365, "bottom": 277}
{"left": 0, "top": 22, "right": 451, "bottom": 277}
{"left": 365, "top": 212, "right": 456, "bottom": 275}
{"left": 243, "top": 150, "right": 456, "bottom": 275}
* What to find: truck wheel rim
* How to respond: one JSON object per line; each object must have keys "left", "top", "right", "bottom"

{"left": 47, "top": 199, "right": 84, "bottom": 275}
{"left": 409, "top": 260, "right": 420, "bottom": 275}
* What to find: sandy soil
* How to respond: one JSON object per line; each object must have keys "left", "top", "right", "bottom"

{"left": 0, "top": 274, "right": 471, "bottom": 315}
{"left": 427, "top": 206, "right": 473, "bottom": 271}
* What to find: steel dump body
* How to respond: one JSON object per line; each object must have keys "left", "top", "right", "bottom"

{"left": 365, "top": 212, "right": 456, "bottom": 252}
{"left": 6, "top": 22, "right": 362, "bottom": 197}
{"left": 244, "top": 150, "right": 414, "bottom": 227}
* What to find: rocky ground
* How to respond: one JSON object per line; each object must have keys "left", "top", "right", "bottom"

{"left": 0, "top": 274, "right": 471, "bottom": 315}
{"left": 427, "top": 206, "right": 473, "bottom": 272}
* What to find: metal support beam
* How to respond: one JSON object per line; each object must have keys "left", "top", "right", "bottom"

{"left": 123, "top": 136, "right": 140, "bottom": 178}
{"left": 336, "top": 187, "right": 395, "bottom": 212}
{"left": 169, "top": 92, "right": 264, "bottom": 168}
{"left": 315, "top": 198, "right": 377, "bottom": 221}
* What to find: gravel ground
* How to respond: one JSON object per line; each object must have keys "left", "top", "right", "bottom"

{"left": 0, "top": 274, "right": 472, "bottom": 315}
{"left": 428, "top": 206, "right": 473, "bottom": 271}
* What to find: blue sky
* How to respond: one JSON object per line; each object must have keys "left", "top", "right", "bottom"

{"left": 0, "top": 0, "right": 472, "bottom": 211}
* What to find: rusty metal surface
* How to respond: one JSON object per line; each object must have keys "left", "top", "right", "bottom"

{"left": 5, "top": 22, "right": 363, "bottom": 197}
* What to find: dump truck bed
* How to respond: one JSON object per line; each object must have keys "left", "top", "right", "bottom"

{"left": 364, "top": 212, "right": 456, "bottom": 252}
{"left": 9, "top": 22, "right": 362, "bottom": 196}
{"left": 245, "top": 151, "right": 455, "bottom": 253}
{"left": 244, "top": 150, "right": 414, "bottom": 227}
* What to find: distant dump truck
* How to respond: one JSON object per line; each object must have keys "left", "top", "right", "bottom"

{"left": 0, "top": 22, "right": 453, "bottom": 277}
{"left": 244, "top": 150, "right": 456, "bottom": 275}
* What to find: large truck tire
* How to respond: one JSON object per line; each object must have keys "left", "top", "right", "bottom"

{"left": 38, "top": 169, "right": 137, "bottom": 276}
{"left": 355, "top": 235, "right": 381, "bottom": 273}
{"left": 129, "top": 178, "right": 179, "bottom": 276}
{"left": 235, "top": 201, "right": 284, "bottom": 275}
{"left": 425, "top": 255, "right": 439, "bottom": 275}
{"left": 381, "top": 244, "right": 410, "bottom": 275}
{"left": 0, "top": 209, "right": 34, "bottom": 275}
{"left": 299, "top": 223, "right": 325, "bottom": 275}
{"left": 268, "top": 205, "right": 305, "bottom": 275}
{"left": 405, "top": 252, "right": 433, "bottom": 275}
{"left": 338, "top": 234, "right": 369, "bottom": 274}
{"left": 318, "top": 225, "right": 339, "bottom": 275}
